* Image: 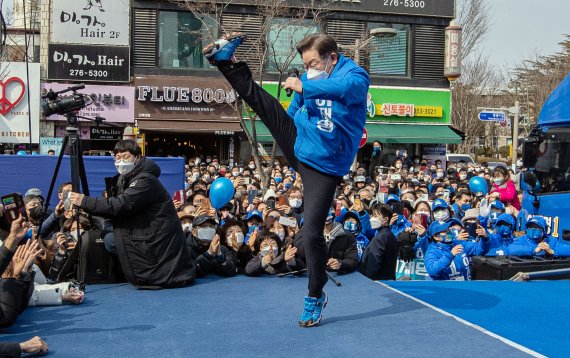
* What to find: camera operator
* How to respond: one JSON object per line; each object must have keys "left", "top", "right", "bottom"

{"left": 67, "top": 140, "right": 196, "bottom": 289}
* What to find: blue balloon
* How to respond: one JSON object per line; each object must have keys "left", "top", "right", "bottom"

{"left": 469, "top": 176, "right": 488, "bottom": 196}
{"left": 16, "top": 150, "right": 27, "bottom": 156}
{"left": 209, "top": 177, "right": 235, "bottom": 209}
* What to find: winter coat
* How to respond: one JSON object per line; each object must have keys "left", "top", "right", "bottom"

{"left": 425, "top": 238, "right": 490, "bottom": 280}
{"left": 491, "top": 179, "right": 521, "bottom": 210}
{"left": 79, "top": 158, "right": 196, "bottom": 289}
{"left": 508, "top": 235, "right": 570, "bottom": 257}
{"left": 287, "top": 54, "right": 370, "bottom": 176}
{"left": 186, "top": 235, "right": 236, "bottom": 278}
{"left": 359, "top": 226, "right": 399, "bottom": 280}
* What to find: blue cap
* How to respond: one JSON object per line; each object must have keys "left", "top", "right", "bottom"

{"left": 246, "top": 210, "right": 263, "bottom": 221}
{"left": 527, "top": 216, "right": 547, "bottom": 231}
{"left": 343, "top": 210, "right": 361, "bottom": 223}
{"left": 428, "top": 220, "right": 452, "bottom": 238}
{"left": 432, "top": 198, "right": 449, "bottom": 211}
{"left": 490, "top": 201, "right": 505, "bottom": 210}
{"left": 386, "top": 194, "right": 400, "bottom": 204}
{"left": 496, "top": 213, "right": 515, "bottom": 227}
{"left": 447, "top": 218, "right": 463, "bottom": 228}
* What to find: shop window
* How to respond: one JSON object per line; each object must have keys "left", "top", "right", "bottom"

{"left": 367, "top": 23, "right": 410, "bottom": 76}
{"left": 159, "top": 11, "right": 217, "bottom": 69}
{"left": 266, "top": 18, "right": 318, "bottom": 72}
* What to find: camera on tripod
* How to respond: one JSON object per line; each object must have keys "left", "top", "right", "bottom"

{"left": 41, "top": 84, "right": 88, "bottom": 123}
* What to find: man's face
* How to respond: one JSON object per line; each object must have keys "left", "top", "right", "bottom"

{"left": 301, "top": 48, "right": 338, "bottom": 72}
{"left": 457, "top": 195, "right": 471, "bottom": 206}
{"left": 58, "top": 184, "right": 73, "bottom": 200}
{"left": 289, "top": 190, "right": 303, "bottom": 200}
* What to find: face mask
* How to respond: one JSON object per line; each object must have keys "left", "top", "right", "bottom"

{"left": 373, "top": 146, "right": 381, "bottom": 154}
{"left": 497, "top": 225, "right": 511, "bottom": 238}
{"left": 275, "top": 177, "right": 283, "bottom": 184}
{"left": 284, "top": 183, "right": 292, "bottom": 190}
{"left": 493, "top": 177, "right": 504, "bottom": 185}
{"left": 115, "top": 159, "right": 135, "bottom": 175}
{"left": 277, "top": 230, "right": 286, "bottom": 241}
{"left": 307, "top": 68, "right": 329, "bottom": 81}
{"left": 436, "top": 172, "right": 444, "bottom": 178}
{"left": 203, "top": 175, "right": 211, "bottom": 181}
{"left": 182, "top": 223, "right": 193, "bottom": 233}
{"left": 527, "top": 228, "right": 543, "bottom": 242}
{"left": 459, "top": 174, "right": 467, "bottom": 180}
{"left": 248, "top": 164, "right": 256, "bottom": 169}
{"left": 437, "top": 232, "right": 453, "bottom": 244}
{"left": 343, "top": 221, "right": 358, "bottom": 234}
{"left": 289, "top": 198, "right": 302, "bottom": 209}
{"left": 70, "top": 229, "right": 84, "bottom": 241}
{"left": 232, "top": 171, "right": 240, "bottom": 177}
{"left": 437, "top": 164, "right": 442, "bottom": 169}
{"left": 460, "top": 203, "right": 471, "bottom": 211}
{"left": 414, "top": 159, "right": 420, "bottom": 164}
{"left": 260, "top": 246, "right": 279, "bottom": 257}
{"left": 197, "top": 227, "right": 216, "bottom": 242}
{"left": 206, "top": 158, "right": 212, "bottom": 164}
{"left": 228, "top": 232, "right": 244, "bottom": 246}
{"left": 370, "top": 217, "right": 383, "bottom": 230}
{"left": 396, "top": 164, "right": 402, "bottom": 169}
{"left": 433, "top": 209, "right": 450, "bottom": 222}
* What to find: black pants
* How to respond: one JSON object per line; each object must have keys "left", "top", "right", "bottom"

{"left": 219, "top": 62, "right": 339, "bottom": 297}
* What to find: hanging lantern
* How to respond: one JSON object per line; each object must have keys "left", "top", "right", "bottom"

{"left": 444, "top": 20, "right": 462, "bottom": 81}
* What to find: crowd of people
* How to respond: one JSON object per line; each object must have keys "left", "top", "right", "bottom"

{"left": 1, "top": 139, "right": 570, "bottom": 354}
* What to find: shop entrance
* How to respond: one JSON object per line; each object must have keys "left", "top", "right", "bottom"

{"left": 144, "top": 131, "right": 239, "bottom": 162}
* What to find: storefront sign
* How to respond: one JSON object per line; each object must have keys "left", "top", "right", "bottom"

{"left": 0, "top": 62, "right": 40, "bottom": 144}
{"left": 39, "top": 137, "right": 64, "bottom": 155}
{"left": 41, "top": 83, "right": 134, "bottom": 123}
{"left": 134, "top": 75, "right": 239, "bottom": 121}
{"left": 55, "top": 125, "right": 91, "bottom": 139}
{"left": 48, "top": 44, "right": 130, "bottom": 82}
{"left": 51, "top": 0, "right": 130, "bottom": 46}
{"left": 444, "top": 23, "right": 462, "bottom": 80}
{"left": 90, "top": 127, "right": 123, "bottom": 140}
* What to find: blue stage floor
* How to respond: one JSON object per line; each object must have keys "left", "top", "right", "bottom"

{"left": 0, "top": 273, "right": 549, "bottom": 357}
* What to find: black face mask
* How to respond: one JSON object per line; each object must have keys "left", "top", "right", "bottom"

{"left": 361, "top": 198, "right": 371, "bottom": 207}
{"left": 29, "top": 206, "right": 44, "bottom": 224}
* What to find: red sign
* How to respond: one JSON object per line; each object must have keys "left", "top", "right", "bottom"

{"left": 0, "top": 77, "right": 25, "bottom": 115}
{"left": 359, "top": 127, "right": 368, "bottom": 148}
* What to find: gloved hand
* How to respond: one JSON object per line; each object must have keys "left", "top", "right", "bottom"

{"left": 479, "top": 198, "right": 490, "bottom": 218}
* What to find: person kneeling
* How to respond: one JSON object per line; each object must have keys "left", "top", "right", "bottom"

{"left": 186, "top": 215, "right": 236, "bottom": 278}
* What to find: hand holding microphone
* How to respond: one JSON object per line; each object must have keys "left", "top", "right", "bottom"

{"left": 285, "top": 68, "right": 300, "bottom": 97}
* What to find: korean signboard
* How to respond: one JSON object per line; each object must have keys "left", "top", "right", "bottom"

{"left": 51, "top": 0, "right": 130, "bottom": 46}
{"left": 0, "top": 62, "right": 40, "bottom": 144}
{"left": 48, "top": 44, "right": 130, "bottom": 82}
{"left": 41, "top": 83, "right": 134, "bottom": 123}
{"left": 134, "top": 75, "right": 239, "bottom": 121}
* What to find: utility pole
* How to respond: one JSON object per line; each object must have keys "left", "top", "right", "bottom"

{"left": 512, "top": 100, "right": 520, "bottom": 168}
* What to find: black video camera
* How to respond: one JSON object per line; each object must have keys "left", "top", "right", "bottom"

{"left": 41, "top": 84, "right": 87, "bottom": 118}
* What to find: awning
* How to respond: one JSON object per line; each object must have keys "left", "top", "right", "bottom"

{"left": 138, "top": 120, "right": 242, "bottom": 133}
{"left": 365, "top": 123, "right": 463, "bottom": 144}
{"left": 243, "top": 120, "right": 274, "bottom": 143}
{"left": 245, "top": 121, "right": 463, "bottom": 145}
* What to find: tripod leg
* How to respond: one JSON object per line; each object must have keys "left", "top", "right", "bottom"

{"left": 76, "top": 134, "right": 90, "bottom": 196}
{"left": 68, "top": 131, "right": 81, "bottom": 193}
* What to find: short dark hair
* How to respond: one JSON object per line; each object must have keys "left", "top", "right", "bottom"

{"left": 296, "top": 33, "right": 338, "bottom": 57}
{"left": 114, "top": 140, "right": 142, "bottom": 156}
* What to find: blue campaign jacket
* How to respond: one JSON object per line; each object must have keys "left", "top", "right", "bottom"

{"left": 287, "top": 54, "right": 370, "bottom": 176}
{"left": 486, "top": 232, "right": 516, "bottom": 256}
{"left": 390, "top": 215, "right": 412, "bottom": 238}
{"left": 508, "top": 235, "right": 570, "bottom": 257}
{"left": 425, "top": 239, "right": 490, "bottom": 281}
{"left": 355, "top": 233, "right": 370, "bottom": 262}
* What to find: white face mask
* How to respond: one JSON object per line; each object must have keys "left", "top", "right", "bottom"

{"left": 459, "top": 173, "right": 467, "bottom": 180}
{"left": 277, "top": 230, "right": 286, "bottom": 241}
{"left": 248, "top": 164, "right": 255, "bottom": 169}
{"left": 260, "top": 246, "right": 279, "bottom": 257}
{"left": 306, "top": 58, "right": 331, "bottom": 80}
{"left": 289, "top": 198, "right": 302, "bottom": 209}
{"left": 197, "top": 227, "right": 216, "bottom": 242}
{"left": 230, "top": 232, "right": 244, "bottom": 245}
{"left": 436, "top": 172, "right": 444, "bottom": 178}
{"left": 182, "top": 223, "right": 192, "bottom": 233}
{"left": 370, "top": 217, "right": 383, "bottom": 230}
{"left": 433, "top": 209, "right": 450, "bottom": 222}
{"left": 115, "top": 159, "right": 135, "bottom": 175}
{"left": 69, "top": 229, "right": 84, "bottom": 241}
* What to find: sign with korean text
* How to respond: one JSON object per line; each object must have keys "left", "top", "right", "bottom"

{"left": 0, "top": 62, "right": 40, "bottom": 144}
{"left": 41, "top": 83, "right": 134, "bottom": 123}
{"left": 48, "top": 44, "right": 130, "bottom": 82}
{"left": 51, "top": 0, "right": 130, "bottom": 46}
{"left": 90, "top": 127, "right": 123, "bottom": 140}
{"left": 134, "top": 75, "right": 239, "bottom": 121}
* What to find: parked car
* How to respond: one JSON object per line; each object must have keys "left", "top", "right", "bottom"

{"left": 486, "top": 161, "right": 508, "bottom": 171}
{"left": 446, "top": 153, "right": 475, "bottom": 165}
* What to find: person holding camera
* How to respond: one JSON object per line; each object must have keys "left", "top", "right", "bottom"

{"left": 360, "top": 203, "right": 399, "bottom": 280}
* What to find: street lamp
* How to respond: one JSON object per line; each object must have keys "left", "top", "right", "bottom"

{"left": 350, "top": 27, "right": 398, "bottom": 64}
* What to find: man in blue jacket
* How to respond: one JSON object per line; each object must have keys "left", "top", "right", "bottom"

{"left": 203, "top": 32, "right": 370, "bottom": 327}
{"left": 509, "top": 216, "right": 570, "bottom": 257}
{"left": 486, "top": 213, "right": 516, "bottom": 256}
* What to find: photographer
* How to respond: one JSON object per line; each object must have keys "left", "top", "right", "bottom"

{"left": 68, "top": 140, "right": 196, "bottom": 289}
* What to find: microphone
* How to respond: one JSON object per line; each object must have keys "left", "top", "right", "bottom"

{"left": 286, "top": 68, "right": 299, "bottom": 97}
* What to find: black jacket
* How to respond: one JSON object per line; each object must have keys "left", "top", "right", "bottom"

{"left": 245, "top": 253, "right": 290, "bottom": 276}
{"left": 0, "top": 271, "right": 35, "bottom": 328}
{"left": 224, "top": 245, "right": 254, "bottom": 274}
{"left": 293, "top": 223, "right": 359, "bottom": 274}
{"left": 186, "top": 235, "right": 236, "bottom": 277}
{"left": 369, "top": 152, "right": 382, "bottom": 181}
{"left": 80, "top": 158, "right": 196, "bottom": 289}
{"left": 359, "top": 226, "right": 399, "bottom": 280}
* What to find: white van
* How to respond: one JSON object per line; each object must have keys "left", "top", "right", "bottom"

{"left": 446, "top": 153, "right": 475, "bottom": 165}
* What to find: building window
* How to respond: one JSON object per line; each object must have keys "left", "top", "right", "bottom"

{"left": 158, "top": 11, "right": 217, "bottom": 69}
{"left": 367, "top": 23, "right": 410, "bottom": 76}
{"left": 266, "top": 18, "right": 318, "bottom": 72}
